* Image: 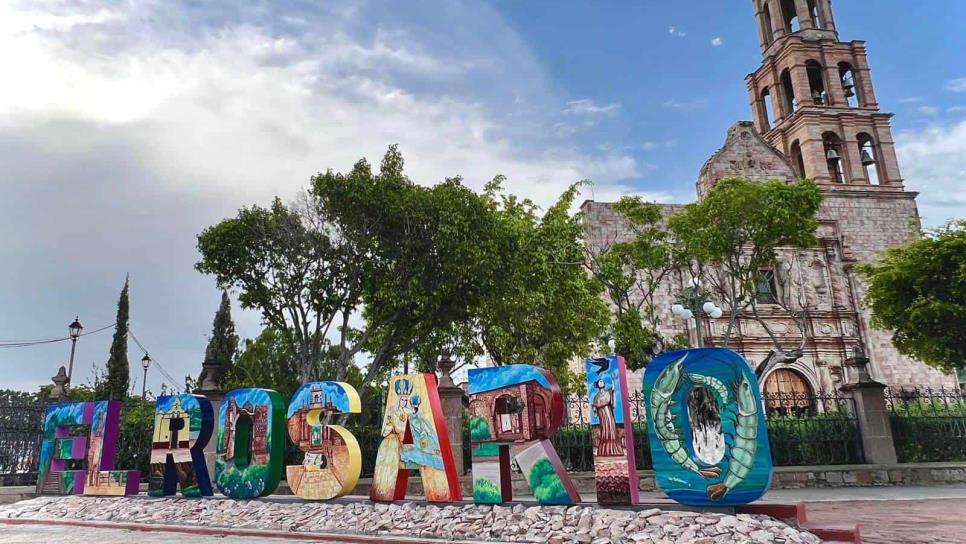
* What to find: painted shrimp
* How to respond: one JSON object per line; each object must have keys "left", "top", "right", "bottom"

{"left": 707, "top": 374, "right": 760, "bottom": 501}
{"left": 650, "top": 355, "right": 721, "bottom": 479}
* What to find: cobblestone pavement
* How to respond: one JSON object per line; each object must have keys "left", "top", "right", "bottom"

{"left": 805, "top": 498, "right": 966, "bottom": 544}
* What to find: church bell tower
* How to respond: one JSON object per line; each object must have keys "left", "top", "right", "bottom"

{"left": 746, "top": 0, "right": 903, "bottom": 188}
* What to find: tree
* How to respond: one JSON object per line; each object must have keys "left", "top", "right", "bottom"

{"left": 857, "top": 221, "right": 966, "bottom": 374}
{"left": 471, "top": 178, "right": 609, "bottom": 389}
{"left": 96, "top": 277, "right": 131, "bottom": 400}
{"left": 197, "top": 197, "right": 355, "bottom": 384}
{"left": 585, "top": 196, "right": 674, "bottom": 370}
{"left": 668, "top": 177, "right": 823, "bottom": 373}
{"left": 198, "top": 146, "right": 502, "bottom": 389}
{"left": 200, "top": 291, "right": 239, "bottom": 389}
{"left": 310, "top": 147, "right": 503, "bottom": 389}
{"left": 225, "top": 328, "right": 302, "bottom": 401}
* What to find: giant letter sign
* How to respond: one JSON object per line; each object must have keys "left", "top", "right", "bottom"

{"left": 468, "top": 365, "right": 581, "bottom": 505}
{"left": 215, "top": 388, "right": 286, "bottom": 499}
{"left": 370, "top": 374, "right": 462, "bottom": 502}
{"left": 586, "top": 355, "right": 638, "bottom": 505}
{"left": 148, "top": 394, "right": 214, "bottom": 497}
{"left": 644, "top": 348, "right": 772, "bottom": 506}
{"left": 36, "top": 401, "right": 138, "bottom": 496}
{"left": 287, "top": 382, "right": 362, "bottom": 500}
{"left": 83, "top": 401, "right": 140, "bottom": 496}
{"left": 37, "top": 402, "right": 91, "bottom": 495}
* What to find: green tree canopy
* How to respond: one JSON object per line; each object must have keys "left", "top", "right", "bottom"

{"left": 311, "top": 147, "right": 503, "bottom": 387}
{"left": 668, "top": 177, "right": 823, "bottom": 368}
{"left": 199, "top": 146, "right": 503, "bottom": 388}
{"left": 586, "top": 196, "right": 673, "bottom": 370}
{"left": 857, "top": 221, "right": 966, "bottom": 373}
{"left": 96, "top": 277, "right": 130, "bottom": 400}
{"left": 196, "top": 196, "right": 350, "bottom": 383}
{"left": 471, "top": 178, "right": 609, "bottom": 389}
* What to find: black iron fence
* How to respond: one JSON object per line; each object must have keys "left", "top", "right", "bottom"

{"left": 762, "top": 391, "right": 864, "bottom": 465}
{"left": 886, "top": 387, "right": 966, "bottom": 463}
{"left": 0, "top": 394, "right": 49, "bottom": 486}
{"left": 561, "top": 390, "right": 863, "bottom": 468}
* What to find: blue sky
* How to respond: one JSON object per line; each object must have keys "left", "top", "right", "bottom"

{"left": 2, "top": 1, "right": 964, "bottom": 394}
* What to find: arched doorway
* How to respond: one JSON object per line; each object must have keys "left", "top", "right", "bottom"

{"left": 763, "top": 368, "right": 814, "bottom": 416}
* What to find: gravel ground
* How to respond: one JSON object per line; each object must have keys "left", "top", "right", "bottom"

{"left": 0, "top": 495, "right": 823, "bottom": 543}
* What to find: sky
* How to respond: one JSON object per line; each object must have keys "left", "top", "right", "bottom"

{"left": 2, "top": 1, "right": 965, "bottom": 395}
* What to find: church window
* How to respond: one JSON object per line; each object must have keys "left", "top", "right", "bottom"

{"left": 790, "top": 140, "right": 806, "bottom": 179}
{"left": 762, "top": 87, "right": 775, "bottom": 129}
{"left": 857, "top": 133, "right": 880, "bottom": 185}
{"left": 755, "top": 269, "right": 779, "bottom": 304}
{"left": 823, "top": 132, "right": 846, "bottom": 183}
{"left": 806, "top": 60, "right": 827, "bottom": 105}
{"left": 780, "top": 68, "right": 796, "bottom": 113}
{"left": 839, "top": 63, "right": 861, "bottom": 108}
{"left": 781, "top": 0, "right": 800, "bottom": 33}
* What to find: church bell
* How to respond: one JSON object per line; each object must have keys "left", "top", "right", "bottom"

{"left": 860, "top": 149, "right": 876, "bottom": 166}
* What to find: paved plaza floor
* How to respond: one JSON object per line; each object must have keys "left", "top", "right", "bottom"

{"left": 0, "top": 524, "right": 334, "bottom": 544}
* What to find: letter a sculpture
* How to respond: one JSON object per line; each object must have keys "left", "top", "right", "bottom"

{"left": 370, "top": 374, "right": 462, "bottom": 502}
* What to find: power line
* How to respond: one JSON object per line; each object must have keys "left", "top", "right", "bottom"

{"left": 127, "top": 328, "right": 182, "bottom": 393}
{"left": 0, "top": 323, "right": 115, "bottom": 348}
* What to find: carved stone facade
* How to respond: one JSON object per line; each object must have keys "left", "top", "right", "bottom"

{"left": 581, "top": 2, "right": 957, "bottom": 394}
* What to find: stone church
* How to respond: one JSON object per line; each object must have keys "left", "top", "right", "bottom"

{"left": 582, "top": 0, "right": 957, "bottom": 396}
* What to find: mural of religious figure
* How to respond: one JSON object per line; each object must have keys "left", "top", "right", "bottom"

{"left": 370, "top": 374, "right": 461, "bottom": 502}
{"left": 371, "top": 380, "right": 414, "bottom": 498}
{"left": 401, "top": 395, "right": 444, "bottom": 472}
{"left": 591, "top": 380, "right": 624, "bottom": 457}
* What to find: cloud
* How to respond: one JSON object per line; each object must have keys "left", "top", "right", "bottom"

{"left": 563, "top": 99, "right": 621, "bottom": 116}
{"left": 668, "top": 26, "right": 686, "bottom": 38}
{"left": 0, "top": 0, "right": 644, "bottom": 393}
{"left": 948, "top": 106, "right": 966, "bottom": 113}
{"left": 663, "top": 98, "right": 708, "bottom": 111}
{"left": 710, "top": 37, "right": 723, "bottom": 47}
{"left": 641, "top": 140, "right": 677, "bottom": 151}
{"left": 917, "top": 106, "right": 940, "bottom": 116}
{"left": 898, "top": 97, "right": 923, "bottom": 104}
{"left": 895, "top": 120, "right": 966, "bottom": 227}
{"left": 945, "top": 77, "right": 966, "bottom": 92}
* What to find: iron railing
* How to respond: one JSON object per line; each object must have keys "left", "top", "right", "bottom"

{"left": 886, "top": 387, "right": 966, "bottom": 463}
{"left": 0, "top": 395, "right": 49, "bottom": 486}
{"left": 762, "top": 391, "right": 864, "bottom": 465}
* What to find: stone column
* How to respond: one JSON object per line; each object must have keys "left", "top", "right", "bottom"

{"left": 196, "top": 356, "right": 225, "bottom": 481}
{"left": 839, "top": 348, "right": 898, "bottom": 464}
{"left": 436, "top": 352, "right": 467, "bottom": 475}
{"left": 50, "top": 366, "right": 69, "bottom": 402}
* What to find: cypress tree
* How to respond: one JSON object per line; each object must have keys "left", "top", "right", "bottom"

{"left": 98, "top": 277, "right": 130, "bottom": 400}
{"left": 202, "top": 290, "right": 239, "bottom": 388}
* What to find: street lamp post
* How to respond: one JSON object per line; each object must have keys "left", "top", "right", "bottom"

{"left": 66, "top": 317, "right": 83, "bottom": 386}
{"left": 141, "top": 353, "right": 152, "bottom": 400}
{"left": 671, "top": 279, "right": 723, "bottom": 348}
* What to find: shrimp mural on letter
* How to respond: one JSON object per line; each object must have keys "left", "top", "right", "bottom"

{"left": 645, "top": 348, "right": 772, "bottom": 506}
